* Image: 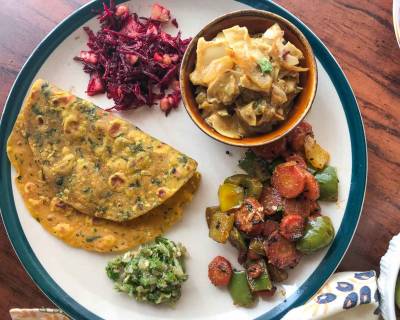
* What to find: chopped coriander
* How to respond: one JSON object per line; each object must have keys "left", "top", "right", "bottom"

{"left": 178, "top": 155, "right": 188, "bottom": 164}
{"left": 151, "top": 178, "right": 161, "bottom": 186}
{"left": 258, "top": 58, "right": 273, "bottom": 74}
{"left": 31, "top": 104, "right": 43, "bottom": 115}
{"left": 82, "top": 186, "right": 91, "bottom": 193}
{"left": 85, "top": 235, "right": 101, "bottom": 243}
{"left": 55, "top": 176, "right": 64, "bottom": 186}
{"left": 276, "top": 205, "right": 285, "bottom": 213}
{"left": 129, "top": 180, "right": 141, "bottom": 188}
{"left": 129, "top": 143, "right": 144, "bottom": 153}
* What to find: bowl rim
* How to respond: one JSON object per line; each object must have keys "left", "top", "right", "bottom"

{"left": 180, "top": 9, "right": 318, "bottom": 147}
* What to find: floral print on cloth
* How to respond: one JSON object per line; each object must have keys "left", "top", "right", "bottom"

{"left": 9, "top": 272, "right": 380, "bottom": 320}
{"left": 9, "top": 308, "right": 69, "bottom": 320}
{"left": 282, "top": 271, "right": 380, "bottom": 320}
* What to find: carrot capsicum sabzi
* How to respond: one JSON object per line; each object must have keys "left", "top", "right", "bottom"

{"left": 205, "top": 121, "right": 339, "bottom": 307}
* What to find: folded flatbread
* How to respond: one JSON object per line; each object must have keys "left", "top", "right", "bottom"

{"left": 16, "top": 79, "right": 197, "bottom": 222}
{"left": 7, "top": 80, "right": 200, "bottom": 252}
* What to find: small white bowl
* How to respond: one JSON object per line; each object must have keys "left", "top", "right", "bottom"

{"left": 378, "top": 233, "right": 400, "bottom": 319}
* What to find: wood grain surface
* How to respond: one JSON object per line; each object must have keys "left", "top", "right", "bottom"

{"left": 0, "top": 0, "right": 399, "bottom": 318}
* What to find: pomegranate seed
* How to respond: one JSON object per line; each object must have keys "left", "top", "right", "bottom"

{"left": 87, "top": 72, "right": 104, "bottom": 96}
{"left": 126, "top": 54, "right": 138, "bottom": 65}
{"left": 153, "top": 52, "right": 163, "bottom": 62}
{"left": 171, "top": 80, "right": 180, "bottom": 91}
{"left": 79, "top": 51, "right": 98, "bottom": 64}
{"left": 115, "top": 5, "right": 129, "bottom": 17}
{"left": 162, "top": 54, "right": 172, "bottom": 65}
{"left": 151, "top": 4, "right": 171, "bottom": 22}
{"left": 159, "top": 97, "right": 171, "bottom": 112}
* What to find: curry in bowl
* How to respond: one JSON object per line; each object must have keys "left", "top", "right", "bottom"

{"left": 189, "top": 24, "right": 308, "bottom": 139}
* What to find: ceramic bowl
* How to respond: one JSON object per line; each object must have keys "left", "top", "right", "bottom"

{"left": 378, "top": 233, "right": 400, "bottom": 320}
{"left": 180, "top": 9, "right": 318, "bottom": 147}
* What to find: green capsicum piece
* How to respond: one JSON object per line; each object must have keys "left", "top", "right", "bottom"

{"left": 246, "top": 260, "right": 272, "bottom": 292}
{"left": 228, "top": 270, "right": 255, "bottom": 307}
{"left": 224, "top": 174, "right": 263, "bottom": 199}
{"left": 296, "top": 216, "right": 335, "bottom": 254}
{"left": 314, "top": 166, "right": 339, "bottom": 201}
{"left": 229, "top": 227, "right": 248, "bottom": 252}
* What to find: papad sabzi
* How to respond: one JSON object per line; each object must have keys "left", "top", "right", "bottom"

{"left": 7, "top": 86, "right": 200, "bottom": 252}
{"left": 18, "top": 79, "right": 197, "bottom": 222}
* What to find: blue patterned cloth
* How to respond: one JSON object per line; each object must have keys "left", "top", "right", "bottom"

{"left": 10, "top": 271, "right": 380, "bottom": 320}
{"left": 283, "top": 271, "right": 380, "bottom": 320}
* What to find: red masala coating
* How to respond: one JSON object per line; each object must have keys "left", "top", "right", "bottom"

{"left": 285, "top": 153, "right": 307, "bottom": 169}
{"left": 288, "top": 121, "right": 313, "bottom": 152}
{"left": 259, "top": 186, "right": 283, "bottom": 216}
{"left": 272, "top": 162, "right": 306, "bottom": 199}
{"left": 279, "top": 214, "right": 305, "bottom": 241}
{"left": 263, "top": 220, "right": 280, "bottom": 238}
{"left": 310, "top": 201, "right": 321, "bottom": 215}
{"left": 284, "top": 197, "right": 311, "bottom": 218}
{"left": 234, "top": 198, "right": 265, "bottom": 235}
{"left": 257, "top": 287, "right": 277, "bottom": 298}
{"left": 303, "top": 170, "right": 320, "bottom": 201}
{"left": 252, "top": 137, "right": 287, "bottom": 161}
{"left": 246, "top": 261, "right": 264, "bottom": 279}
{"left": 208, "top": 256, "right": 233, "bottom": 287}
{"left": 247, "top": 249, "right": 262, "bottom": 261}
{"left": 265, "top": 232, "right": 302, "bottom": 269}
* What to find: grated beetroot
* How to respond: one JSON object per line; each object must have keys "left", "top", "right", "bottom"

{"left": 74, "top": 1, "right": 191, "bottom": 115}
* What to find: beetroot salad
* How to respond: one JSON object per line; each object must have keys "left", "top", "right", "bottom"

{"left": 74, "top": 1, "right": 191, "bottom": 115}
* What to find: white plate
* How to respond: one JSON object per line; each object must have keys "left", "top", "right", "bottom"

{"left": 0, "top": 1, "right": 367, "bottom": 319}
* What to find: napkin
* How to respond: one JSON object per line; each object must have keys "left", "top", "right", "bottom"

{"left": 9, "top": 272, "right": 380, "bottom": 320}
{"left": 9, "top": 308, "right": 69, "bottom": 320}
{"left": 282, "top": 271, "right": 380, "bottom": 320}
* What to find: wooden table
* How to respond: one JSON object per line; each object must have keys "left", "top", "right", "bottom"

{"left": 0, "top": 0, "right": 398, "bottom": 318}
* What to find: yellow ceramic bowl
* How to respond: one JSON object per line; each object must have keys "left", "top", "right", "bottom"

{"left": 180, "top": 10, "right": 317, "bottom": 147}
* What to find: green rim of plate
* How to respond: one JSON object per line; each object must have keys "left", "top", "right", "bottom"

{"left": 0, "top": 1, "right": 367, "bottom": 319}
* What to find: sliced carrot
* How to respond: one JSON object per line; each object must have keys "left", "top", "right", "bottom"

{"left": 284, "top": 197, "right": 311, "bottom": 218}
{"left": 272, "top": 162, "right": 306, "bottom": 198}
{"left": 265, "top": 232, "right": 302, "bottom": 269}
{"left": 303, "top": 170, "right": 320, "bottom": 201}
{"left": 279, "top": 214, "right": 305, "bottom": 241}
{"left": 285, "top": 153, "right": 307, "bottom": 169}
{"left": 259, "top": 186, "right": 283, "bottom": 216}
{"left": 208, "top": 256, "right": 233, "bottom": 287}
{"left": 234, "top": 198, "right": 264, "bottom": 235}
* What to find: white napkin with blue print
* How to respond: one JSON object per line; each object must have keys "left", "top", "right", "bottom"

{"left": 10, "top": 272, "right": 380, "bottom": 320}
{"left": 282, "top": 271, "right": 380, "bottom": 320}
